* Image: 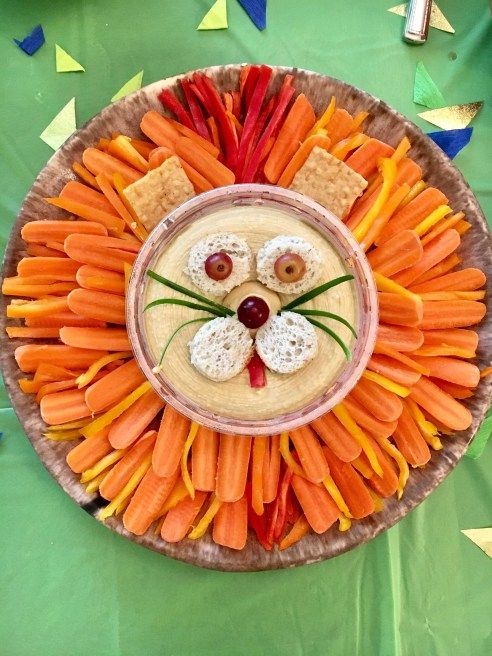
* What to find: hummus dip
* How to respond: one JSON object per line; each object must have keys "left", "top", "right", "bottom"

{"left": 144, "top": 205, "right": 357, "bottom": 421}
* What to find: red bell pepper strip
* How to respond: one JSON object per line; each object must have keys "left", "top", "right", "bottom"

{"left": 268, "top": 467, "right": 294, "bottom": 545}
{"left": 189, "top": 82, "right": 207, "bottom": 107}
{"left": 247, "top": 352, "right": 266, "bottom": 388}
{"left": 241, "top": 76, "right": 295, "bottom": 183}
{"left": 238, "top": 96, "right": 274, "bottom": 182}
{"left": 239, "top": 65, "right": 251, "bottom": 98}
{"left": 157, "top": 89, "right": 194, "bottom": 131}
{"left": 232, "top": 91, "right": 241, "bottom": 119}
{"left": 181, "top": 79, "right": 211, "bottom": 141}
{"left": 242, "top": 65, "right": 260, "bottom": 112}
{"left": 245, "top": 483, "right": 272, "bottom": 550}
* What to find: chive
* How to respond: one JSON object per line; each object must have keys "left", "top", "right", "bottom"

{"left": 144, "top": 298, "right": 225, "bottom": 317}
{"left": 147, "top": 270, "right": 234, "bottom": 316}
{"left": 281, "top": 275, "right": 354, "bottom": 310}
{"left": 293, "top": 309, "right": 357, "bottom": 337}
{"left": 158, "top": 318, "right": 211, "bottom": 366}
{"left": 306, "top": 317, "right": 352, "bottom": 361}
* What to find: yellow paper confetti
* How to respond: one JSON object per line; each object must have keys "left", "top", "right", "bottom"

{"left": 197, "top": 0, "right": 228, "bottom": 30}
{"left": 388, "top": 2, "right": 455, "bottom": 34}
{"left": 111, "top": 70, "right": 144, "bottom": 103}
{"left": 55, "top": 44, "right": 85, "bottom": 72}
{"left": 418, "top": 102, "right": 483, "bottom": 130}
{"left": 461, "top": 528, "right": 492, "bottom": 558}
{"left": 39, "top": 97, "right": 76, "bottom": 150}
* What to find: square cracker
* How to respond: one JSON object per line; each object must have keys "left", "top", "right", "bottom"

{"left": 123, "top": 156, "right": 195, "bottom": 231}
{"left": 289, "top": 146, "right": 367, "bottom": 219}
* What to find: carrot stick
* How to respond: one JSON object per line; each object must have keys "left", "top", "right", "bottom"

{"left": 153, "top": 405, "right": 190, "bottom": 478}
{"left": 262, "top": 434, "right": 281, "bottom": 503}
{"left": 67, "top": 288, "right": 126, "bottom": 325}
{"left": 288, "top": 425, "right": 329, "bottom": 483}
{"left": 2, "top": 278, "right": 76, "bottom": 298}
{"left": 279, "top": 515, "right": 310, "bottom": 550}
{"left": 421, "top": 300, "right": 485, "bottom": 330}
{"left": 321, "top": 447, "right": 375, "bottom": 518}
{"left": 362, "top": 436, "right": 399, "bottom": 497}
{"left": 409, "top": 268, "right": 485, "bottom": 294}
{"left": 65, "top": 231, "right": 139, "bottom": 253}
{"left": 36, "top": 378, "right": 78, "bottom": 403}
{"left": 7, "top": 296, "right": 69, "bottom": 319}
{"left": 264, "top": 94, "right": 316, "bottom": 184}
{"left": 332, "top": 403, "right": 384, "bottom": 475}
{"left": 291, "top": 474, "right": 339, "bottom": 533}
{"left": 45, "top": 197, "right": 125, "bottom": 235}
{"left": 206, "top": 117, "right": 221, "bottom": 151}
{"left": 343, "top": 395, "right": 398, "bottom": 439}
{"left": 277, "top": 134, "right": 331, "bottom": 187}
{"left": 99, "top": 430, "right": 157, "bottom": 500}
{"left": 161, "top": 491, "right": 208, "bottom": 543}
{"left": 367, "top": 354, "right": 421, "bottom": 387}
{"left": 345, "top": 138, "right": 394, "bottom": 179}
{"left": 345, "top": 184, "right": 382, "bottom": 230}
{"left": 107, "top": 136, "right": 150, "bottom": 173}
{"left": 331, "top": 132, "right": 368, "bottom": 161}
{"left": 325, "top": 108, "right": 355, "bottom": 146}
{"left": 26, "top": 243, "right": 68, "bottom": 258}
{"left": 310, "top": 412, "right": 362, "bottom": 462}
{"left": 377, "top": 324, "right": 424, "bottom": 352}
{"left": 360, "top": 183, "right": 410, "bottom": 251}
{"left": 367, "top": 229, "right": 422, "bottom": 277}
{"left": 40, "top": 387, "right": 92, "bottom": 425}
{"left": 392, "top": 402, "right": 431, "bottom": 467}
{"left": 123, "top": 465, "right": 179, "bottom": 536}
{"left": 411, "top": 253, "right": 460, "bottom": 286}
{"left": 178, "top": 158, "right": 214, "bottom": 193}
{"left": 95, "top": 173, "right": 144, "bottom": 239}
{"left": 82, "top": 147, "right": 143, "bottom": 184}
{"left": 25, "top": 312, "right": 106, "bottom": 328}
{"left": 351, "top": 377, "right": 403, "bottom": 422}
{"left": 412, "top": 356, "right": 479, "bottom": 388}
{"left": 216, "top": 434, "right": 252, "bottom": 503}
{"left": 129, "top": 138, "right": 154, "bottom": 159}
{"left": 422, "top": 328, "right": 478, "bottom": 353}
{"left": 420, "top": 212, "right": 464, "bottom": 247}
{"left": 140, "top": 110, "right": 180, "bottom": 149}
{"left": 168, "top": 117, "right": 220, "bottom": 158}
{"left": 409, "top": 377, "right": 472, "bottom": 431}
{"left": 378, "top": 292, "right": 423, "bottom": 327}
{"left": 188, "top": 494, "right": 222, "bottom": 539}
{"left": 21, "top": 220, "right": 108, "bottom": 244}
{"left": 76, "top": 265, "right": 125, "bottom": 295}
{"left": 66, "top": 428, "right": 112, "bottom": 473}
{"left": 59, "top": 180, "right": 119, "bottom": 216}
{"left": 148, "top": 146, "right": 174, "bottom": 170}
{"left": 85, "top": 359, "right": 145, "bottom": 413}
{"left": 60, "top": 327, "right": 131, "bottom": 351}
{"left": 17, "top": 257, "right": 80, "bottom": 279}
{"left": 6, "top": 326, "right": 60, "bottom": 339}
{"left": 15, "top": 344, "right": 106, "bottom": 373}
{"left": 175, "top": 136, "right": 235, "bottom": 187}
{"left": 395, "top": 158, "right": 422, "bottom": 187}
{"left": 252, "top": 436, "right": 267, "bottom": 515}
{"left": 431, "top": 380, "right": 474, "bottom": 399}
{"left": 108, "top": 389, "right": 164, "bottom": 449}
{"left": 72, "top": 162, "right": 100, "bottom": 189}
{"left": 212, "top": 497, "right": 248, "bottom": 550}
{"left": 191, "top": 426, "right": 219, "bottom": 492}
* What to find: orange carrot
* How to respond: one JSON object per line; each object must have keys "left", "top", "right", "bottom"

{"left": 367, "top": 354, "right": 421, "bottom": 387}
{"left": 45, "top": 197, "right": 125, "bottom": 235}
{"left": 393, "top": 402, "right": 431, "bottom": 467}
{"left": 377, "top": 325, "right": 424, "bottom": 353}
{"left": 153, "top": 405, "right": 190, "bottom": 478}
{"left": 411, "top": 253, "right": 460, "bottom": 286}
{"left": 431, "top": 379, "right": 474, "bottom": 399}
{"left": 72, "top": 162, "right": 100, "bottom": 189}
{"left": 213, "top": 497, "right": 248, "bottom": 550}
{"left": 17, "top": 257, "right": 80, "bottom": 280}
{"left": 363, "top": 436, "right": 399, "bottom": 497}
{"left": 178, "top": 158, "right": 214, "bottom": 193}
{"left": 21, "top": 220, "right": 108, "bottom": 244}
{"left": 59, "top": 180, "right": 119, "bottom": 216}
{"left": 175, "top": 136, "right": 235, "bottom": 187}
{"left": 372, "top": 343, "right": 429, "bottom": 375}
{"left": 99, "top": 430, "right": 157, "bottom": 500}
{"left": 216, "top": 434, "right": 252, "bottom": 503}
{"left": 343, "top": 395, "right": 397, "bottom": 439}
{"left": 264, "top": 94, "right": 316, "bottom": 184}
{"left": 455, "top": 220, "right": 471, "bottom": 236}
{"left": 395, "top": 158, "right": 422, "bottom": 187}
{"left": 108, "top": 389, "right": 164, "bottom": 449}
{"left": 6, "top": 326, "right": 60, "bottom": 339}
{"left": 67, "top": 288, "right": 126, "bottom": 325}
{"left": 360, "top": 183, "right": 411, "bottom": 251}
{"left": 322, "top": 447, "right": 375, "bottom": 519}
{"left": 130, "top": 138, "right": 159, "bottom": 160}
{"left": 291, "top": 474, "right": 339, "bottom": 533}
{"left": 40, "top": 387, "right": 92, "bottom": 425}
{"left": 95, "top": 173, "right": 142, "bottom": 237}
{"left": 2, "top": 277, "right": 77, "bottom": 298}
{"left": 76, "top": 265, "right": 125, "bottom": 295}
{"left": 64, "top": 234, "right": 137, "bottom": 273}
{"left": 411, "top": 356, "right": 480, "bottom": 388}
{"left": 7, "top": 296, "right": 69, "bottom": 319}
{"left": 310, "top": 412, "right": 362, "bottom": 462}
{"left": 345, "top": 184, "right": 382, "bottom": 230}
{"left": 393, "top": 230, "right": 461, "bottom": 288}
{"left": 123, "top": 465, "right": 179, "bottom": 535}
{"left": 378, "top": 292, "right": 423, "bottom": 327}
{"left": 140, "top": 110, "right": 180, "bottom": 149}
{"left": 15, "top": 344, "right": 107, "bottom": 373}
{"left": 148, "top": 146, "right": 174, "bottom": 170}
{"left": 409, "top": 377, "right": 472, "bottom": 431}
{"left": 421, "top": 328, "right": 478, "bottom": 353}
{"left": 206, "top": 117, "right": 221, "bottom": 151}
{"left": 421, "top": 300, "right": 486, "bottom": 330}
{"left": 26, "top": 243, "right": 69, "bottom": 258}
{"left": 82, "top": 148, "right": 143, "bottom": 184}
{"left": 289, "top": 425, "right": 329, "bottom": 483}
{"left": 262, "top": 434, "right": 281, "bottom": 503}
{"left": 84, "top": 359, "right": 145, "bottom": 413}
{"left": 420, "top": 211, "right": 464, "bottom": 247}
{"left": 60, "top": 327, "right": 131, "bottom": 351}
{"left": 277, "top": 134, "right": 331, "bottom": 187}
{"left": 107, "top": 136, "right": 150, "bottom": 173}
{"left": 161, "top": 491, "right": 208, "bottom": 542}
{"left": 409, "top": 268, "right": 485, "bottom": 294}
{"left": 279, "top": 515, "right": 310, "bottom": 550}
{"left": 252, "top": 436, "right": 267, "bottom": 515}
{"left": 36, "top": 378, "right": 78, "bottom": 403}
{"left": 66, "top": 428, "right": 112, "bottom": 473}
{"left": 25, "top": 312, "right": 106, "bottom": 328}
{"left": 191, "top": 426, "right": 219, "bottom": 492}
{"left": 345, "top": 138, "right": 394, "bottom": 179}
{"left": 367, "top": 230, "right": 422, "bottom": 277}
{"left": 351, "top": 377, "right": 403, "bottom": 422}
{"left": 325, "top": 108, "right": 354, "bottom": 146}
{"left": 168, "top": 117, "right": 220, "bottom": 158}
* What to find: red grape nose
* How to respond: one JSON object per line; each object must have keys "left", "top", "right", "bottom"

{"left": 237, "top": 295, "right": 270, "bottom": 329}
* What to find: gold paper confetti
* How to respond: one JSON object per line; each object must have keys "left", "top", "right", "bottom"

{"left": 388, "top": 2, "right": 455, "bottom": 34}
{"left": 461, "top": 529, "right": 492, "bottom": 558}
{"left": 418, "top": 102, "right": 483, "bottom": 130}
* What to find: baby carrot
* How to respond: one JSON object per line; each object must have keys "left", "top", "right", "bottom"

{"left": 168, "top": 117, "right": 220, "bottom": 158}
{"left": 361, "top": 437, "right": 399, "bottom": 498}
{"left": 216, "top": 434, "right": 252, "bottom": 503}
{"left": 84, "top": 359, "right": 145, "bottom": 413}
{"left": 60, "top": 327, "right": 131, "bottom": 351}
{"left": 178, "top": 158, "right": 214, "bottom": 193}
{"left": 66, "top": 427, "right": 112, "bottom": 473}
{"left": 2, "top": 278, "right": 76, "bottom": 298}
{"left": 377, "top": 324, "right": 424, "bottom": 352}
{"left": 21, "top": 220, "right": 107, "bottom": 244}
{"left": 351, "top": 377, "right": 403, "bottom": 422}
{"left": 64, "top": 234, "right": 138, "bottom": 274}
{"left": 421, "top": 300, "right": 486, "bottom": 330}
{"left": 15, "top": 344, "right": 106, "bottom": 373}
{"left": 409, "top": 377, "right": 472, "bottom": 431}
{"left": 6, "top": 326, "right": 60, "bottom": 339}
{"left": 45, "top": 197, "right": 125, "bottom": 235}
{"left": 345, "top": 138, "right": 394, "bottom": 179}
{"left": 277, "top": 134, "right": 331, "bottom": 188}
{"left": 310, "top": 412, "right": 362, "bottom": 462}
{"left": 148, "top": 146, "right": 174, "bottom": 170}
{"left": 360, "top": 184, "right": 411, "bottom": 251}
{"left": 72, "top": 162, "right": 100, "bottom": 189}
{"left": 291, "top": 474, "right": 339, "bottom": 534}
{"left": 191, "top": 426, "right": 219, "bottom": 492}
{"left": 59, "top": 180, "right": 119, "bottom": 216}
{"left": 140, "top": 110, "right": 180, "bottom": 149}
{"left": 393, "top": 402, "right": 431, "bottom": 467}
{"left": 82, "top": 148, "right": 143, "bottom": 184}
{"left": 213, "top": 497, "right": 248, "bottom": 550}
{"left": 95, "top": 173, "right": 143, "bottom": 238}
{"left": 68, "top": 289, "right": 126, "bottom": 325}
{"left": 76, "top": 265, "right": 125, "bottom": 295}
{"left": 325, "top": 108, "right": 355, "bottom": 146}
{"left": 175, "top": 136, "right": 235, "bottom": 187}
{"left": 7, "top": 296, "right": 69, "bottom": 319}
{"left": 107, "top": 136, "right": 150, "bottom": 173}
{"left": 411, "top": 356, "right": 480, "bottom": 388}
{"left": 409, "top": 268, "right": 486, "bottom": 294}
{"left": 395, "top": 158, "right": 422, "bottom": 187}
{"left": 367, "top": 354, "right": 421, "bottom": 387}
{"left": 40, "top": 387, "right": 92, "bottom": 425}
{"left": 432, "top": 380, "right": 474, "bottom": 399}
{"left": 343, "top": 395, "right": 398, "bottom": 439}
{"left": 367, "top": 230, "right": 422, "bottom": 277}
{"left": 262, "top": 434, "right": 281, "bottom": 503}
{"left": 378, "top": 292, "right": 423, "bottom": 327}
{"left": 422, "top": 328, "right": 478, "bottom": 353}
{"left": 411, "top": 253, "right": 460, "bottom": 286}
{"left": 26, "top": 244, "right": 68, "bottom": 258}
{"left": 289, "top": 425, "right": 329, "bottom": 483}
{"left": 252, "top": 436, "right": 267, "bottom": 515}
{"left": 321, "top": 447, "right": 375, "bottom": 519}
{"left": 161, "top": 491, "right": 208, "bottom": 543}
{"left": 279, "top": 515, "right": 310, "bottom": 550}
{"left": 25, "top": 312, "right": 106, "bottom": 328}
{"left": 108, "top": 389, "right": 164, "bottom": 449}
{"left": 17, "top": 257, "right": 80, "bottom": 280}
{"left": 153, "top": 405, "right": 190, "bottom": 478}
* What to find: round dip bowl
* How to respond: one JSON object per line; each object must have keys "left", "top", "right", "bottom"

{"left": 127, "top": 184, "right": 378, "bottom": 435}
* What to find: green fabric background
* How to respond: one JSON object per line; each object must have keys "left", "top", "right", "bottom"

{"left": 1, "top": 1, "right": 491, "bottom": 654}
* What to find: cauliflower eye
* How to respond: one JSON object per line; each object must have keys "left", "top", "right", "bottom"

{"left": 256, "top": 235, "right": 322, "bottom": 294}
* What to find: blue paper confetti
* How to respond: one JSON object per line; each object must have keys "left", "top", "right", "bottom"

{"left": 427, "top": 127, "right": 473, "bottom": 159}
{"left": 14, "top": 24, "right": 45, "bottom": 56}
{"left": 237, "top": 0, "right": 266, "bottom": 30}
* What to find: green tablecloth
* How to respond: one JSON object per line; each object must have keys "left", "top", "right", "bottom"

{"left": 1, "top": 1, "right": 491, "bottom": 654}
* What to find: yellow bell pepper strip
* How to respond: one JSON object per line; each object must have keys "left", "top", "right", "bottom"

{"left": 398, "top": 180, "right": 427, "bottom": 209}
{"left": 323, "top": 474, "right": 352, "bottom": 518}
{"left": 181, "top": 421, "right": 200, "bottom": 499}
{"left": 352, "top": 158, "right": 397, "bottom": 243}
{"left": 406, "top": 399, "right": 443, "bottom": 451}
{"left": 98, "top": 453, "right": 152, "bottom": 521}
{"left": 364, "top": 137, "right": 411, "bottom": 195}
{"left": 368, "top": 489, "right": 384, "bottom": 513}
{"left": 107, "top": 136, "right": 149, "bottom": 173}
{"left": 373, "top": 271, "right": 422, "bottom": 302}
{"left": 332, "top": 403, "right": 383, "bottom": 477}
{"left": 44, "top": 428, "right": 82, "bottom": 441}
{"left": 279, "top": 432, "right": 306, "bottom": 478}
{"left": 372, "top": 436, "right": 409, "bottom": 500}
{"left": 414, "top": 205, "right": 452, "bottom": 237}
{"left": 85, "top": 471, "right": 108, "bottom": 495}
{"left": 76, "top": 351, "right": 132, "bottom": 388}
{"left": 331, "top": 132, "right": 369, "bottom": 161}
{"left": 80, "top": 448, "right": 127, "bottom": 483}
{"left": 338, "top": 514, "right": 352, "bottom": 532}
{"left": 362, "top": 370, "right": 411, "bottom": 398}
{"left": 350, "top": 111, "right": 370, "bottom": 133}
{"left": 188, "top": 494, "right": 222, "bottom": 540}
{"left": 307, "top": 96, "right": 336, "bottom": 137}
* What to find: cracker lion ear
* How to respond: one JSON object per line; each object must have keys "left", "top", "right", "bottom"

{"left": 256, "top": 235, "right": 322, "bottom": 294}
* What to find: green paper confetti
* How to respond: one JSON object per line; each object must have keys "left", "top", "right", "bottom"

{"left": 414, "top": 62, "right": 445, "bottom": 109}
{"left": 55, "top": 44, "right": 85, "bottom": 72}
{"left": 111, "top": 71, "right": 144, "bottom": 102}
{"left": 197, "top": 0, "right": 228, "bottom": 31}
{"left": 465, "top": 412, "right": 492, "bottom": 459}
{"left": 39, "top": 98, "right": 76, "bottom": 150}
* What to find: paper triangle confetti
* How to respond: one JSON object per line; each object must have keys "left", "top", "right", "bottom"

{"left": 40, "top": 98, "right": 77, "bottom": 150}
{"left": 197, "top": 0, "right": 228, "bottom": 30}
{"left": 414, "top": 62, "right": 445, "bottom": 109}
{"left": 428, "top": 127, "right": 472, "bottom": 159}
{"left": 55, "top": 44, "right": 85, "bottom": 73}
{"left": 238, "top": 0, "right": 267, "bottom": 31}
{"left": 418, "top": 102, "right": 483, "bottom": 130}
{"left": 14, "top": 24, "right": 45, "bottom": 56}
{"left": 461, "top": 529, "right": 492, "bottom": 558}
{"left": 111, "top": 71, "right": 144, "bottom": 102}
{"left": 388, "top": 3, "right": 455, "bottom": 34}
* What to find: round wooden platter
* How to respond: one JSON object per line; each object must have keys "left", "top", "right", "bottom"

{"left": 1, "top": 65, "right": 491, "bottom": 571}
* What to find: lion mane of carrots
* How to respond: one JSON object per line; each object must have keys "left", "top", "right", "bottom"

{"left": 3, "top": 65, "right": 488, "bottom": 553}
